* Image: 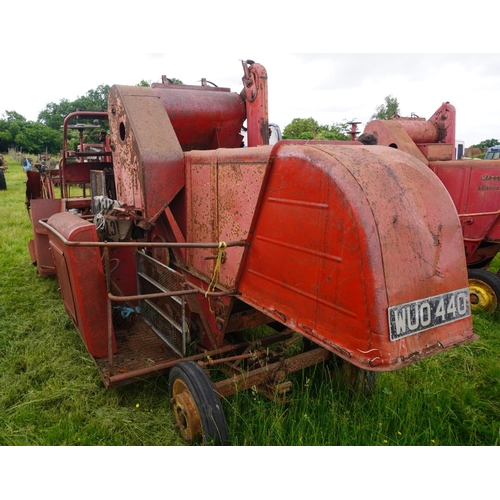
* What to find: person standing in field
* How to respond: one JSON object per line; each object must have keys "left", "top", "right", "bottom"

{"left": 0, "top": 154, "right": 7, "bottom": 190}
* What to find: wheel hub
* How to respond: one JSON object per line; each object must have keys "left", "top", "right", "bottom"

{"left": 469, "top": 279, "right": 498, "bottom": 314}
{"left": 170, "top": 380, "right": 202, "bottom": 442}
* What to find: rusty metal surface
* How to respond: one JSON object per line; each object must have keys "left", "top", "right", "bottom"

{"left": 364, "top": 120, "right": 429, "bottom": 164}
{"left": 25, "top": 170, "right": 42, "bottom": 208}
{"left": 429, "top": 159, "right": 500, "bottom": 265}
{"left": 46, "top": 212, "right": 116, "bottom": 358}
{"left": 155, "top": 86, "right": 245, "bottom": 150}
{"left": 417, "top": 143, "right": 454, "bottom": 161}
{"left": 241, "top": 62, "right": 269, "bottom": 147}
{"left": 237, "top": 142, "right": 474, "bottom": 370}
{"left": 184, "top": 147, "right": 271, "bottom": 288}
{"left": 30, "top": 63, "right": 478, "bottom": 403}
{"left": 430, "top": 160, "right": 500, "bottom": 241}
{"left": 214, "top": 347, "right": 330, "bottom": 398}
{"left": 426, "top": 102, "right": 456, "bottom": 145}
{"left": 29, "top": 198, "right": 62, "bottom": 275}
{"left": 95, "top": 315, "right": 180, "bottom": 387}
{"left": 393, "top": 117, "right": 439, "bottom": 143}
{"left": 108, "top": 85, "right": 185, "bottom": 226}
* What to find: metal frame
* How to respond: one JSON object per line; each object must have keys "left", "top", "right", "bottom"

{"left": 39, "top": 219, "right": 330, "bottom": 395}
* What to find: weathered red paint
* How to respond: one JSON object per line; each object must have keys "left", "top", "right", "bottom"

{"left": 30, "top": 62, "right": 476, "bottom": 396}
{"left": 364, "top": 103, "right": 500, "bottom": 268}
{"left": 29, "top": 198, "right": 62, "bottom": 275}
{"left": 236, "top": 142, "right": 473, "bottom": 370}
{"left": 46, "top": 212, "right": 116, "bottom": 358}
{"left": 241, "top": 62, "right": 269, "bottom": 146}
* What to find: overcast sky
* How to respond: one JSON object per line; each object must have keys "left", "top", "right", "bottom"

{"left": 2, "top": 52, "right": 498, "bottom": 147}
{"left": 2, "top": 0, "right": 498, "bottom": 149}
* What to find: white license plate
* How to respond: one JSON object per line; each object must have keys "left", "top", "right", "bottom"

{"left": 388, "top": 288, "right": 470, "bottom": 341}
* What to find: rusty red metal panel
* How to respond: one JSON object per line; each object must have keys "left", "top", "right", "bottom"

{"left": 46, "top": 212, "right": 116, "bottom": 358}
{"left": 417, "top": 143, "right": 454, "bottom": 161}
{"left": 184, "top": 147, "right": 271, "bottom": 288}
{"left": 431, "top": 159, "right": 500, "bottom": 239}
{"left": 241, "top": 62, "right": 269, "bottom": 146}
{"left": 25, "top": 170, "right": 42, "bottom": 206}
{"left": 237, "top": 142, "right": 474, "bottom": 370}
{"left": 108, "top": 86, "right": 185, "bottom": 226}
{"left": 364, "top": 120, "right": 429, "bottom": 164}
{"left": 430, "top": 159, "right": 500, "bottom": 264}
{"left": 155, "top": 87, "right": 246, "bottom": 150}
{"left": 394, "top": 117, "right": 439, "bottom": 143}
{"left": 29, "top": 198, "right": 63, "bottom": 275}
{"left": 109, "top": 246, "right": 138, "bottom": 301}
{"left": 427, "top": 102, "right": 456, "bottom": 145}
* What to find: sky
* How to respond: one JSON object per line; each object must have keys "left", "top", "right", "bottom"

{"left": 2, "top": 52, "right": 498, "bottom": 148}
{"left": 2, "top": 1, "right": 497, "bottom": 149}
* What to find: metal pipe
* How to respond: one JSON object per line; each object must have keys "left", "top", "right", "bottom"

{"left": 103, "top": 246, "right": 114, "bottom": 377}
{"left": 213, "top": 347, "right": 330, "bottom": 398}
{"left": 107, "top": 288, "right": 238, "bottom": 303}
{"left": 106, "top": 331, "right": 295, "bottom": 386}
{"left": 459, "top": 209, "right": 500, "bottom": 218}
{"left": 39, "top": 219, "right": 247, "bottom": 249}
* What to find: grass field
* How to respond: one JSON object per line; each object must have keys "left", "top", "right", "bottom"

{"left": 0, "top": 155, "right": 499, "bottom": 449}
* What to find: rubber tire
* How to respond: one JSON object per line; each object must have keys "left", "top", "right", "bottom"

{"left": 468, "top": 268, "right": 500, "bottom": 314}
{"left": 169, "top": 361, "right": 228, "bottom": 445}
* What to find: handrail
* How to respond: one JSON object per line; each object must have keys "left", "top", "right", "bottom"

{"left": 38, "top": 218, "right": 248, "bottom": 249}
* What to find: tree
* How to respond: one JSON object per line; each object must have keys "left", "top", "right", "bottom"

{"left": 0, "top": 112, "right": 25, "bottom": 151}
{"left": 73, "top": 84, "right": 110, "bottom": 112}
{"left": 38, "top": 85, "right": 111, "bottom": 131}
{"left": 283, "top": 117, "right": 319, "bottom": 140}
{"left": 0, "top": 111, "right": 62, "bottom": 154}
{"left": 1, "top": 79, "right": 179, "bottom": 154}
{"left": 37, "top": 99, "right": 75, "bottom": 130}
{"left": 471, "top": 138, "right": 500, "bottom": 150}
{"left": 3, "top": 110, "right": 27, "bottom": 123}
{"left": 137, "top": 78, "right": 183, "bottom": 87}
{"left": 316, "top": 122, "right": 351, "bottom": 141}
{"left": 0, "top": 129, "right": 12, "bottom": 150}
{"left": 282, "top": 118, "right": 351, "bottom": 141}
{"left": 370, "top": 95, "right": 400, "bottom": 121}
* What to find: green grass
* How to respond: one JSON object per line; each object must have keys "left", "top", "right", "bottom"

{"left": 0, "top": 155, "right": 499, "bottom": 447}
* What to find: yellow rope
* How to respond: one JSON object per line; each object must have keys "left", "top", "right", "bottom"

{"left": 206, "top": 241, "right": 227, "bottom": 299}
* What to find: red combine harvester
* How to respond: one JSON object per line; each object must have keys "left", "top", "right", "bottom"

{"left": 26, "top": 61, "right": 476, "bottom": 444}
{"left": 364, "top": 104, "right": 500, "bottom": 314}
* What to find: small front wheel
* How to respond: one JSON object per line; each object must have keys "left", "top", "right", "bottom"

{"left": 468, "top": 268, "right": 500, "bottom": 314}
{"left": 169, "top": 361, "right": 228, "bottom": 445}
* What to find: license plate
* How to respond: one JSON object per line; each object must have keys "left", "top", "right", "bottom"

{"left": 388, "top": 288, "right": 470, "bottom": 341}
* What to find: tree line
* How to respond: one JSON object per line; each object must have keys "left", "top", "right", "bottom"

{"left": 1, "top": 89, "right": 497, "bottom": 155}
{"left": 0, "top": 84, "right": 111, "bottom": 154}
{"left": 281, "top": 95, "right": 400, "bottom": 141}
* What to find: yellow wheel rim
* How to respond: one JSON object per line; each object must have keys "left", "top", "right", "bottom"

{"left": 469, "top": 279, "right": 498, "bottom": 314}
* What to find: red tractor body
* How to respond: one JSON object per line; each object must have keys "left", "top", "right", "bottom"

{"left": 26, "top": 62, "right": 476, "bottom": 443}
